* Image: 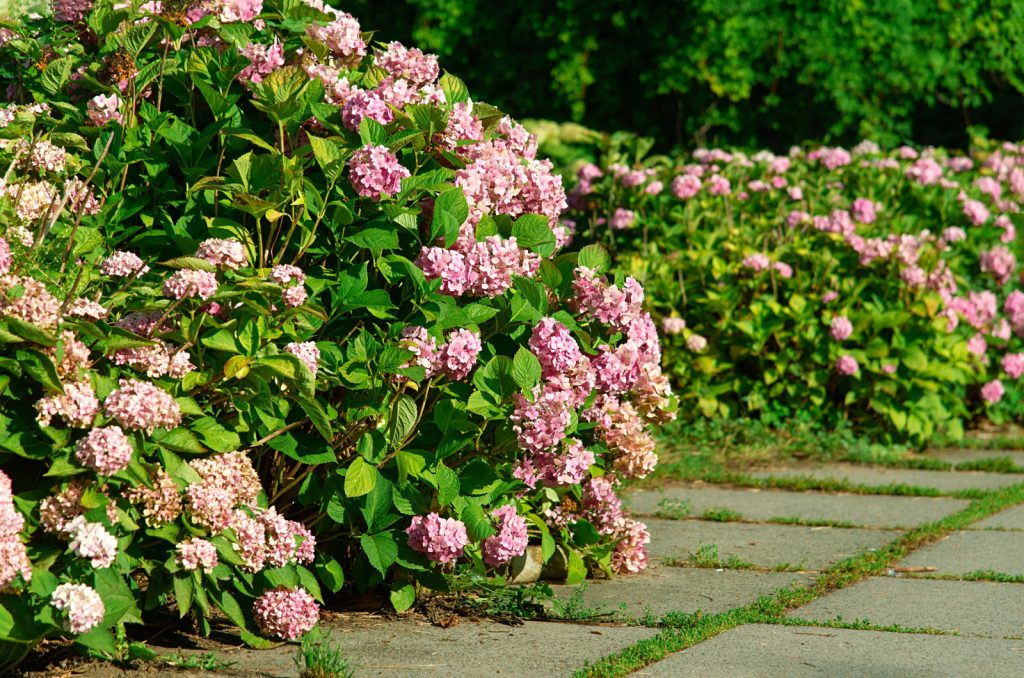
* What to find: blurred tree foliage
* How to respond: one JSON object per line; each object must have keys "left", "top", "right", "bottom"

{"left": 350, "top": 0, "right": 1024, "bottom": 150}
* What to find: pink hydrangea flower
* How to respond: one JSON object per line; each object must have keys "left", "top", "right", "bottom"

{"left": 196, "top": 238, "right": 247, "bottom": 270}
{"left": 851, "top": 197, "right": 878, "bottom": 224}
{"left": 942, "top": 227, "right": 966, "bottom": 243}
{"left": 101, "top": 251, "right": 149, "bottom": 277}
{"left": 103, "top": 379, "right": 182, "bottom": 432}
{"left": 163, "top": 269, "right": 218, "bottom": 300}
{"left": 686, "top": 334, "right": 707, "bottom": 352}
{"left": 482, "top": 505, "right": 529, "bottom": 567}
{"left": 980, "top": 246, "right": 1017, "bottom": 286}
{"left": 306, "top": 13, "right": 366, "bottom": 64}
{"left": 219, "top": 0, "right": 263, "bottom": 23}
{"left": 68, "top": 518, "right": 117, "bottom": 568}
{"left": 341, "top": 89, "right": 393, "bottom": 130}
{"left": 348, "top": 145, "right": 410, "bottom": 199}
{"left": 285, "top": 341, "right": 320, "bottom": 377}
{"left": 967, "top": 333, "right": 987, "bottom": 357}
{"left": 375, "top": 41, "right": 439, "bottom": 88}
{"left": 981, "top": 379, "right": 1005, "bottom": 404}
{"left": 238, "top": 40, "right": 285, "bottom": 85}
{"left": 1002, "top": 353, "right": 1024, "bottom": 379}
{"left": 0, "top": 471, "right": 31, "bottom": 591}
{"left": 661, "top": 317, "right": 686, "bottom": 335}
{"left": 36, "top": 379, "right": 99, "bottom": 429}
{"left": 742, "top": 253, "right": 770, "bottom": 272}
{"left": 176, "top": 537, "right": 219, "bottom": 573}
{"left": 406, "top": 513, "right": 468, "bottom": 564}
{"left": 511, "top": 385, "right": 572, "bottom": 453}
{"left": 529, "top": 318, "right": 582, "bottom": 378}
{"left": 772, "top": 261, "right": 793, "bottom": 278}
{"left": 269, "top": 264, "right": 305, "bottom": 285}
{"left": 0, "top": 274, "right": 61, "bottom": 329}
{"left": 836, "top": 355, "right": 859, "bottom": 375}
{"left": 253, "top": 587, "right": 319, "bottom": 640}
{"left": 830, "top": 316, "right": 853, "bottom": 342}
{"left": 51, "top": 583, "right": 105, "bottom": 634}
{"left": 962, "top": 199, "right": 990, "bottom": 226}
{"left": 611, "top": 518, "right": 650, "bottom": 574}
{"left": 438, "top": 329, "right": 481, "bottom": 380}
{"left": 670, "top": 174, "right": 701, "bottom": 199}
{"left": 74, "top": 426, "right": 132, "bottom": 475}
{"left": 707, "top": 174, "right": 731, "bottom": 195}
{"left": 610, "top": 208, "right": 635, "bottom": 230}
{"left": 87, "top": 93, "right": 122, "bottom": 126}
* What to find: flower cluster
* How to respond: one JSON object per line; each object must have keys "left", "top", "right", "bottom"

{"left": 0, "top": 471, "right": 31, "bottom": 591}
{"left": 252, "top": 587, "right": 319, "bottom": 640}
{"left": 406, "top": 513, "right": 468, "bottom": 564}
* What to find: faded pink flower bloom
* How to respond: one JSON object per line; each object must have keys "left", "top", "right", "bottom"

{"left": 51, "top": 583, "right": 104, "bottom": 634}
{"left": 163, "top": 269, "right": 218, "bottom": 300}
{"left": 981, "top": 379, "right": 1005, "bottom": 404}
{"left": 196, "top": 238, "right": 247, "bottom": 270}
{"left": 438, "top": 329, "right": 481, "bottom": 380}
{"left": 285, "top": 341, "right": 319, "bottom": 377}
{"left": 253, "top": 587, "right": 319, "bottom": 640}
{"left": 348, "top": 145, "right": 410, "bottom": 199}
{"left": 830, "top": 316, "right": 853, "bottom": 342}
{"left": 87, "top": 94, "right": 122, "bottom": 126}
{"left": 836, "top": 355, "right": 858, "bottom": 375}
{"left": 482, "top": 505, "right": 528, "bottom": 567}
{"left": 68, "top": 518, "right": 117, "bottom": 568}
{"left": 1002, "top": 353, "right": 1024, "bottom": 379}
{"left": 661, "top": 317, "right": 686, "bottom": 335}
{"left": 176, "top": 537, "right": 219, "bottom": 573}
{"left": 103, "top": 379, "right": 181, "bottom": 432}
{"left": 74, "top": 426, "right": 132, "bottom": 475}
{"left": 406, "top": 513, "right": 467, "bottom": 564}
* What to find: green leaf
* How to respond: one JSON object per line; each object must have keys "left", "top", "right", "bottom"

{"left": 389, "top": 395, "right": 418, "bottom": 446}
{"left": 93, "top": 568, "right": 140, "bottom": 626}
{"left": 160, "top": 256, "right": 218, "bottom": 272}
{"left": 902, "top": 347, "right": 929, "bottom": 372}
{"left": 172, "top": 573, "right": 194, "bottom": 618}
{"left": 361, "top": 476, "right": 394, "bottom": 533}
{"left": 16, "top": 349, "right": 63, "bottom": 392}
{"left": 431, "top": 186, "right": 469, "bottom": 243}
{"left": 268, "top": 432, "right": 336, "bottom": 465}
{"left": 511, "top": 214, "right": 556, "bottom": 257}
{"left": 389, "top": 583, "right": 416, "bottom": 612}
{"left": 295, "top": 394, "right": 334, "bottom": 441}
{"left": 439, "top": 73, "right": 470, "bottom": 103}
{"left": 75, "top": 627, "right": 118, "bottom": 657}
{"left": 4, "top": 317, "right": 56, "bottom": 346}
{"left": 577, "top": 244, "right": 611, "bottom": 273}
{"left": 191, "top": 417, "right": 240, "bottom": 453}
{"left": 315, "top": 558, "right": 345, "bottom": 593}
{"left": 344, "top": 457, "right": 378, "bottom": 498}
{"left": 359, "top": 117, "right": 388, "bottom": 146}
{"left": 395, "top": 450, "right": 426, "bottom": 484}
{"left": 435, "top": 464, "right": 459, "bottom": 507}
{"left": 512, "top": 347, "right": 542, "bottom": 390}
{"left": 460, "top": 501, "right": 497, "bottom": 541}
{"left": 40, "top": 57, "right": 74, "bottom": 96}
{"left": 349, "top": 226, "right": 400, "bottom": 251}
{"left": 360, "top": 532, "right": 398, "bottom": 577}
{"left": 566, "top": 549, "right": 587, "bottom": 585}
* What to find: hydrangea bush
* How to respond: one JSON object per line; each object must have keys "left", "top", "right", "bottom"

{"left": 561, "top": 133, "right": 1024, "bottom": 444}
{"left": 0, "top": 1, "right": 673, "bottom": 667}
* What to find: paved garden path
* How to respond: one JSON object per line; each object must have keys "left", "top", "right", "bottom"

{"left": 32, "top": 448, "right": 1024, "bottom": 677}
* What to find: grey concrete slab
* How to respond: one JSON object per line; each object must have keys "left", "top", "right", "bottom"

{"left": 625, "top": 485, "right": 968, "bottom": 528}
{"left": 896, "top": 531, "right": 1024, "bottom": 575}
{"left": 929, "top": 448, "right": 1024, "bottom": 468}
{"left": 974, "top": 504, "right": 1024, "bottom": 530}
{"left": 639, "top": 624, "right": 1024, "bottom": 678}
{"left": 549, "top": 567, "right": 814, "bottom": 620}
{"left": 329, "top": 618, "right": 659, "bottom": 676}
{"left": 644, "top": 518, "right": 900, "bottom": 570}
{"left": 790, "top": 577, "right": 1024, "bottom": 638}
{"left": 55, "top": 616, "right": 659, "bottom": 678}
{"left": 749, "top": 463, "right": 1024, "bottom": 493}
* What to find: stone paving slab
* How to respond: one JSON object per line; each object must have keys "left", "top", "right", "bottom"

{"left": 54, "top": 617, "right": 659, "bottom": 678}
{"left": 625, "top": 485, "right": 968, "bottom": 528}
{"left": 896, "top": 531, "right": 1024, "bottom": 575}
{"left": 638, "top": 624, "right": 1024, "bottom": 677}
{"left": 329, "top": 618, "right": 659, "bottom": 677}
{"left": 789, "top": 577, "right": 1024, "bottom": 638}
{"left": 974, "top": 504, "right": 1024, "bottom": 530}
{"left": 749, "top": 463, "right": 1023, "bottom": 493}
{"left": 929, "top": 448, "right": 1024, "bottom": 467}
{"left": 549, "top": 567, "right": 815, "bottom": 620}
{"left": 644, "top": 518, "right": 900, "bottom": 570}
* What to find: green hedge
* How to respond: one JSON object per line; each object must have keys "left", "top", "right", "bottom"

{"left": 350, "top": 0, "right": 1024, "bottom": 149}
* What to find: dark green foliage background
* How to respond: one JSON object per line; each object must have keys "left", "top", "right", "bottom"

{"left": 351, "top": 0, "right": 1024, "bottom": 150}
